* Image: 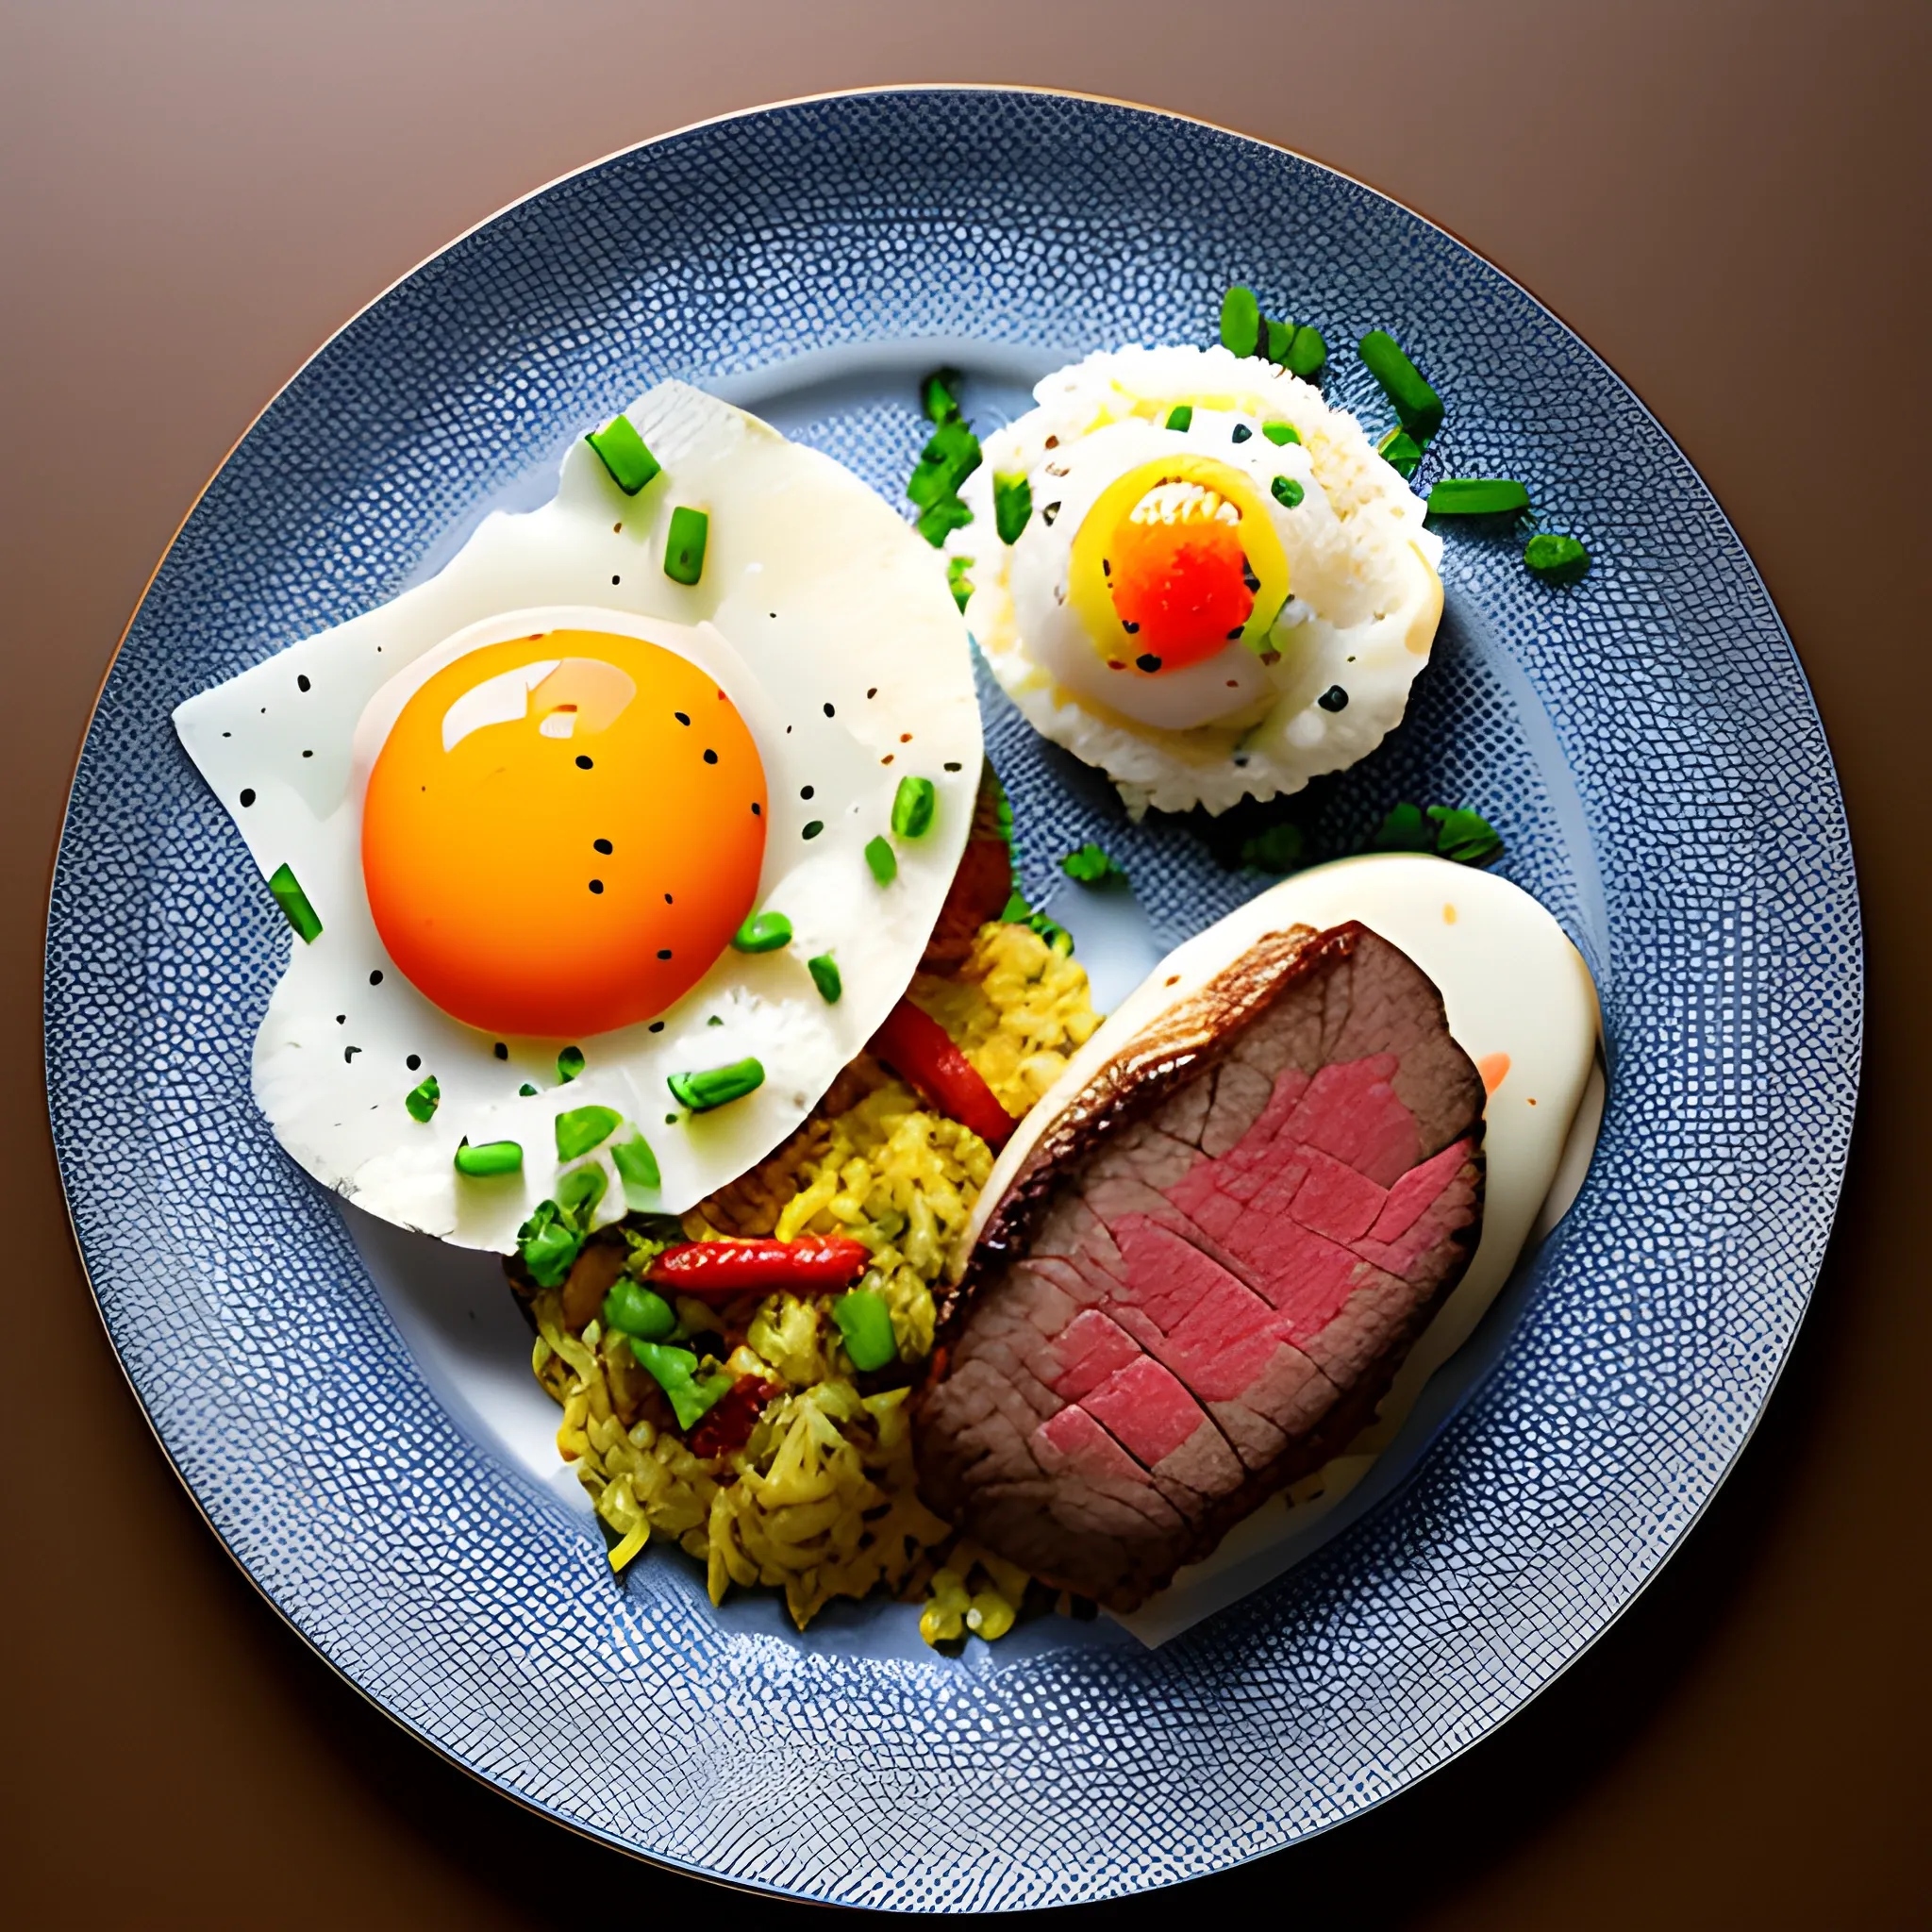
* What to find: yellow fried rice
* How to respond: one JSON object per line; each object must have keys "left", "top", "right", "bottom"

{"left": 525, "top": 917, "right": 1099, "bottom": 1639}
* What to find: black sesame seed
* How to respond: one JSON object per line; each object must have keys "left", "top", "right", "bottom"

{"left": 675, "top": 711, "right": 691, "bottom": 726}
{"left": 1136, "top": 654, "right": 1163, "bottom": 674}
{"left": 1226, "top": 625, "right": 1245, "bottom": 640}
{"left": 302, "top": 749, "right": 313, "bottom": 758}
{"left": 943, "top": 760, "right": 962, "bottom": 772}
{"left": 649, "top": 1021, "right": 665, "bottom": 1033}
{"left": 1101, "top": 558, "right": 1110, "bottom": 576}
{"left": 589, "top": 878, "right": 605, "bottom": 894}
{"left": 1241, "top": 561, "right": 1260, "bottom": 592}
{"left": 657, "top": 948, "right": 672, "bottom": 960}
{"left": 750, "top": 801, "right": 761, "bottom": 816}
{"left": 611, "top": 575, "right": 621, "bottom": 585}
{"left": 239, "top": 788, "right": 256, "bottom": 807}
{"left": 823, "top": 702, "right": 836, "bottom": 717}
{"left": 1042, "top": 503, "right": 1060, "bottom": 525}
{"left": 1121, "top": 621, "right": 1141, "bottom": 635}
{"left": 593, "top": 838, "right": 612, "bottom": 855}
{"left": 664, "top": 892, "right": 673, "bottom": 904}
{"left": 297, "top": 674, "right": 311, "bottom": 691}
{"left": 1231, "top": 424, "right": 1253, "bottom": 443}
{"left": 703, "top": 748, "right": 718, "bottom": 764}
{"left": 493, "top": 1042, "right": 508, "bottom": 1060}
{"left": 866, "top": 687, "right": 877, "bottom": 699}
{"left": 343, "top": 1045, "right": 359, "bottom": 1063}
{"left": 407, "top": 1054, "right": 421, "bottom": 1071}
{"left": 336, "top": 1014, "right": 345, "bottom": 1024}
{"left": 800, "top": 784, "right": 815, "bottom": 800}
{"left": 575, "top": 755, "right": 592, "bottom": 770}
{"left": 803, "top": 820, "right": 824, "bottom": 840}
{"left": 369, "top": 970, "right": 383, "bottom": 986}
{"left": 1318, "top": 684, "right": 1350, "bottom": 712}
{"left": 1234, "top": 754, "right": 1250, "bottom": 767}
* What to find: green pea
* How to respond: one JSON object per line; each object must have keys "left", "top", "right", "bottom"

{"left": 1271, "top": 475, "right": 1305, "bottom": 510}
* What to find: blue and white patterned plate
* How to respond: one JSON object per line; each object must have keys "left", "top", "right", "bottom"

{"left": 45, "top": 90, "right": 1860, "bottom": 1908}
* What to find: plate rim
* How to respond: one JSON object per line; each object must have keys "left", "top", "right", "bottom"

{"left": 42, "top": 82, "right": 1864, "bottom": 1906}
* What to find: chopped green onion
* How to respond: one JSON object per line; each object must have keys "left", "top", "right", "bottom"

{"left": 864, "top": 835, "right": 897, "bottom": 884}
{"left": 585, "top": 414, "right": 662, "bottom": 496}
{"left": 602, "top": 1278, "right": 675, "bottom": 1342}
{"left": 519, "top": 1083, "right": 538, "bottom": 1097}
{"left": 404, "top": 1074, "right": 440, "bottom": 1123}
{"left": 1219, "top": 285, "right": 1262, "bottom": 358}
{"left": 832, "top": 1289, "right": 898, "bottom": 1372}
{"left": 267, "top": 863, "right": 322, "bottom": 943}
{"left": 922, "top": 368, "right": 964, "bottom": 425}
{"left": 946, "top": 555, "right": 975, "bottom": 611}
{"left": 1369, "top": 802, "right": 1433, "bottom": 853}
{"left": 808, "top": 954, "right": 842, "bottom": 1004}
{"left": 1263, "top": 318, "right": 1296, "bottom": 366}
{"left": 1261, "top": 422, "right": 1300, "bottom": 446}
{"left": 1358, "top": 330, "right": 1443, "bottom": 441}
{"left": 1524, "top": 532, "right": 1592, "bottom": 586}
{"left": 891, "top": 774, "right": 937, "bottom": 840}
{"left": 1271, "top": 475, "right": 1305, "bottom": 510}
{"left": 667, "top": 1058, "right": 765, "bottom": 1112}
{"left": 1377, "top": 425, "right": 1424, "bottom": 479}
{"left": 610, "top": 1133, "right": 661, "bottom": 1206}
{"left": 662, "top": 506, "right": 708, "bottom": 585}
{"left": 731, "top": 909, "right": 793, "bottom": 954}
{"left": 1164, "top": 404, "right": 1193, "bottom": 432}
{"left": 1027, "top": 910, "right": 1074, "bottom": 956}
{"left": 916, "top": 494, "right": 973, "bottom": 547}
{"left": 516, "top": 1200, "right": 583, "bottom": 1287}
{"left": 1060, "top": 841, "right": 1124, "bottom": 884}
{"left": 1427, "top": 477, "right": 1531, "bottom": 518}
{"left": 455, "top": 1138, "right": 522, "bottom": 1177}
{"left": 556, "top": 1163, "right": 606, "bottom": 1223}
{"left": 908, "top": 415, "right": 982, "bottom": 508}
{"left": 1426, "top": 805, "right": 1505, "bottom": 865}
{"left": 993, "top": 473, "right": 1032, "bottom": 544}
{"left": 627, "top": 1341, "right": 734, "bottom": 1430}
{"left": 557, "top": 1044, "right": 585, "bottom": 1084}
{"left": 1001, "top": 887, "right": 1031, "bottom": 924}
{"left": 555, "top": 1105, "right": 621, "bottom": 1161}
{"left": 1286, "top": 325, "right": 1327, "bottom": 379}
{"left": 1239, "top": 822, "right": 1305, "bottom": 873}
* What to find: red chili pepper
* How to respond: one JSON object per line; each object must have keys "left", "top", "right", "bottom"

{"left": 689, "top": 1374, "right": 782, "bottom": 1458}
{"left": 646, "top": 1235, "right": 871, "bottom": 1300}
{"left": 869, "top": 999, "right": 1016, "bottom": 1149}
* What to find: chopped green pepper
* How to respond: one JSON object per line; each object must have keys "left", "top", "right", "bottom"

{"left": 1261, "top": 422, "right": 1300, "bottom": 446}
{"left": 455, "top": 1138, "right": 522, "bottom": 1177}
{"left": 1358, "top": 329, "right": 1444, "bottom": 441}
{"left": 891, "top": 774, "right": 936, "bottom": 840}
{"left": 516, "top": 1199, "right": 583, "bottom": 1288}
{"left": 1271, "top": 475, "right": 1305, "bottom": 510}
{"left": 1524, "top": 532, "right": 1592, "bottom": 586}
{"left": 1165, "top": 404, "right": 1193, "bottom": 432}
{"left": 864, "top": 834, "right": 897, "bottom": 884}
{"left": 1219, "top": 284, "right": 1262, "bottom": 358}
{"left": 601, "top": 1277, "right": 675, "bottom": 1342}
{"left": 1427, "top": 477, "right": 1531, "bottom": 518}
{"left": 667, "top": 1058, "right": 764, "bottom": 1112}
{"left": 585, "top": 414, "right": 661, "bottom": 496}
{"left": 1377, "top": 425, "right": 1424, "bottom": 479}
{"left": 610, "top": 1132, "right": 660, "bottom": 1207}
{"left": 555, "top": 1105, "right": 621, "bottom": 1161}
{"left": 992, "top": 473, "right": 1032, "bottom": 545}
{"left": 832, "top": 1289, "right": 897, "bottom": 1372}
{"left": 627, "top": 1341, "right": 734, "bottom": 1430}
{"left": 404, "top": 1074, "right": 440, "bottom": 1123}
{"left": 267, "top": 863, "right": 322, "bottom": 943}
{"left": 808, "top": 953, "right": 842, "bottom": 1004}
{"left": 557, "top": 1044, "right": 585, "bottom": 1084}
{"left": 731, "top": 909, "right": 793, "bottom": 954}
{"left": 662, "top": 506, "right": 708, "bottom": 585}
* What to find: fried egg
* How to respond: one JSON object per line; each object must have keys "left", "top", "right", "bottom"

{"left": 954, "top": 344, "right": 1443, "bottom": 817}
{"left": 175, "top": 382, "right": 980, "bottom": 1252}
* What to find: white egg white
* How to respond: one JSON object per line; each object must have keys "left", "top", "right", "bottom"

{"left": 960, "top": 854, "right": 1601, "bottom": 1642}
{"left": 174, "top": 382, "right": 980, "bottom": 1252}
{"left": 955, "top": 344, "right": 1443, "bottom": 818}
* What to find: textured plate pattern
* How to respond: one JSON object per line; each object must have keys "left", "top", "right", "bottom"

{"left": 44, "top": 91, "right": 1858, "bottom": 1908}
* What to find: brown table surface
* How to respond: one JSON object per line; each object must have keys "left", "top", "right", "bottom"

{"left": 6, "top": 3, "right": 1927, "bottom": 1924}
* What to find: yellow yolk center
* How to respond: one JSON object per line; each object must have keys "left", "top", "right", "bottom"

{"left": 361, "top": 629, "right": 768, "bottom": 1040}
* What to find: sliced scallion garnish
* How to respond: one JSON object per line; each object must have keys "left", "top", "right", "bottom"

{"left": 1358, "top": 330, "right": 1444, "bottom": 441}
{"left": 667, "top": 1058, "right": 765, "bottom": 1112}
{"left": 890, "top": 775, "right": 936, "bottom": 840}
{"left": 404, "top": 1074, "right": 440, "bottom": 1123}
{"left": 864, "top": 835, "right": 897, "bottom": 885}
{"left": 808, "top": 954, "right": 841, "bottom": 1004}
{"left": 663, "top": 506, "right": 708, "bottom": 586}
{"left": 946, "top": 555, "right": 974, "bottom": 612}
{"left": 557, "top": 1044, "right": 585, "bottom": 1084}
{"left": 1524, "top": 532, "right": 1592, "bottom": 585}
{"left": 1261, "top": 422, "right": 1300, "bottom": 447}
{"left": 610, "top": 1133, "right": 660, "bottom": 1205}
{"left": 1377, "top": 425, "right": 1424, "bottom": 479}
{"left": 267, "top": 863, "right": 322, "bottom": 943}
{"left": 731, "top": 909, "right": 793, "bottom": 954}
{"left": 454, "top": 1138, "right": 522, "bottom": 1177}
{"left": 1165, "top": 404, "right": 1193, "bottom": 432}
{"left": 1427, "top": 477, "right": 1531, "bottom": 518}
{"left": 585, "top": 414, "right": 661, "bottom": 496}
{"left": 1219, "top": 285, "right": 1262, "bottom": 358}
{"left": 555, "top": 1105, "right": 621, "bottom": 1161}
{"left": 992, "top": 473, "right": 1032, "bottom": 544}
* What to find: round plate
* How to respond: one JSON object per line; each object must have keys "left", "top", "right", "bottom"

{"left": 45, "top": 90, "right": 1860, "bottom": 1908}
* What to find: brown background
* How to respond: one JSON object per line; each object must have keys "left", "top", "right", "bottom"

{"left": 4, "top": 2, "right": 1927, "bottom": 1924}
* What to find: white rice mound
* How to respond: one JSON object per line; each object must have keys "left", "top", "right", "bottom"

{"left": 952, "top": 344, "right": 1444, "bottom": 818}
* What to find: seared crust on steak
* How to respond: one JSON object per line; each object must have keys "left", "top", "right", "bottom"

{"left": 914, "top": 922, "right": 1486, "bottom": 1612}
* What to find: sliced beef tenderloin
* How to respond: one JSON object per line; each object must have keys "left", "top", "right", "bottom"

{"left": 914, "top": 921, "right": 1485, "bottom": 1612}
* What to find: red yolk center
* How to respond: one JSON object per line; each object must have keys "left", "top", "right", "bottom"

{"left": 1105, "top": 506, "right": 1255, "bottom": 672}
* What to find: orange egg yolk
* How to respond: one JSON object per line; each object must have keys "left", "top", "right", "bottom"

{"left": 1105, "top": 489, "right": 1257, "bottom": 674}
{"left": 361, "top": 629, "right": 768, "bottom": 1040}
